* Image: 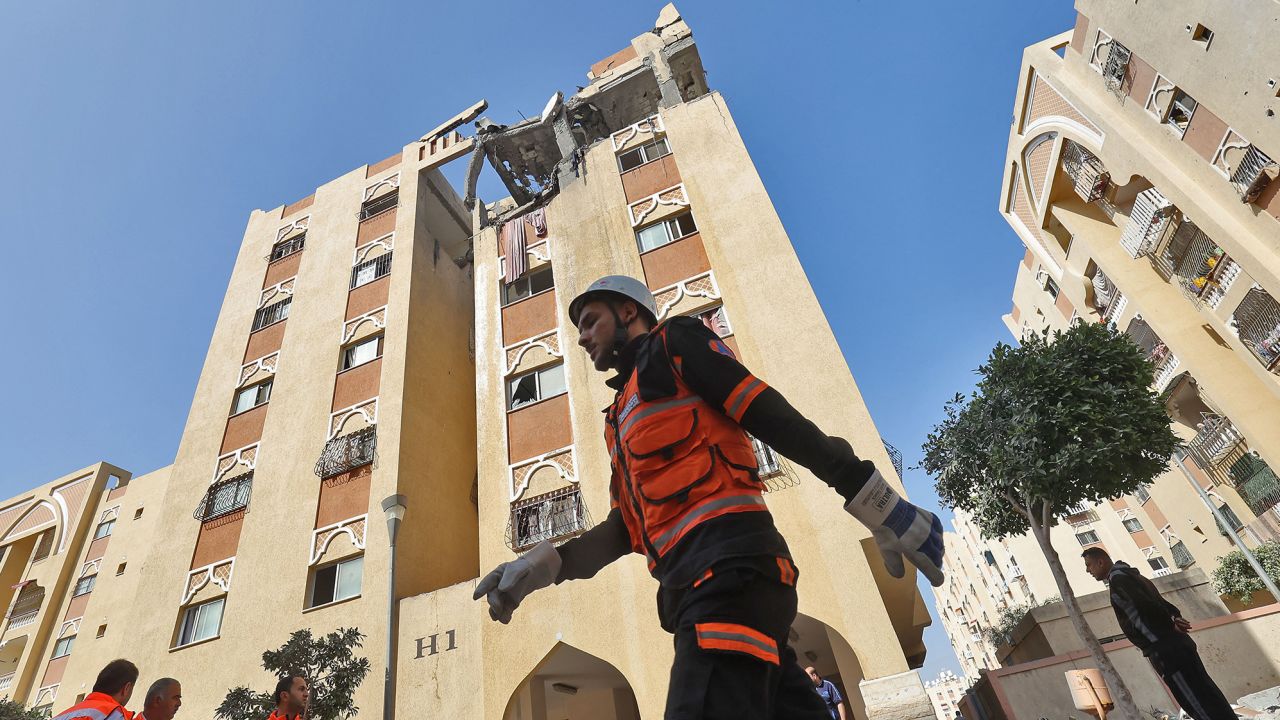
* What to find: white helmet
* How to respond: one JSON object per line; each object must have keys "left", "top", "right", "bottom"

{"left": 568, "top": 275, "right": 658, "bottom": 326}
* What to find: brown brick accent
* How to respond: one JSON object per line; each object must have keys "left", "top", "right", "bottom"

{"left": 366, "top": 152, "right": 402, "bottom": 178}
{"left": 347, "top": 275, "right": 391, "bottom": 320}
{"left": 332, "top": 357, "right": 382, "bottom": 412}
{"left": 221, "top": 403, "right": 268, "bottom": 454}
{"left": 357, "top": 208, "right": 397, "bottom": 244}
{"left": 85, "top": 536, "right": 109, "bottom": 562}
{"left": 41, "top": 656, "right": 68, "bottom": 686}
{"left": 1022, "top": 248, "right": 1034, "bottom": 268}
{"left": 1127, "top": 54, "right": 1156, "bottom": 103}
{"left": 1070, "top": 13, "right": 1089, "bottom": 55}
{"left": 1011, "top": 304, "right": 1022, "bottom": 323}
{"left": 590, "top": 45, "right": 638, "bottom": 79}
{"left": 191, "top": 510, "right": 245, "bottom": 569}
{"left": 316, "top": 466, "right": 372, "bottom": 528}
{"left": 507, "top": 393, "right": 572, "bottom": 464}
{"left": 1182, "top": 105, "right": 1228, "bottom": 162}
{"left": 622, "top": 154, "right": 682, "bottom": 203}
{"left": 282, "top": 194, "right": 315, "bottom": 218}
{"left": 1055, "top": 290, "right": 1075, "bottom": 320}
{"left": 501, "top": 289, "right": 558, "bottom": 346}
{"left": 1259, "top": 175, "right": 1280, "bottom": 222}
{"left": 264, "top": 252, "right": 302, "bottom": 288}
{"left": 244, "top": 321, "right": 286, "bottom": 363}
{"left": 65, "top": 591, "right": 91, "bottom": 619}
{"left": 641, "top": 233, "right": 711, "bottom": 290}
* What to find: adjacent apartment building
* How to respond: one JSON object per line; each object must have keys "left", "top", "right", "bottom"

{"left": 934, "top": 0, "right": 1280, "bottom": 684}
{"left": 0, "top": 6, "right": 939, "bottom": 720}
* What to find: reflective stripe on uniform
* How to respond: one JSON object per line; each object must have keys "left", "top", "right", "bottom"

{"left": 776, "top": 557, "right": 796, "bottom": 586}
{"left": 695, "top": 622, "right": 780, "bottom": 665}
{"left": 618, "top": 395, "right": 701, "bottom": 439}
{"left": 723, "top": 377, "right": 765, "bottom": 422}
{"left": 651, "top": 494, "right": 767, "bottom": 553}
{"left": 53, "top": 707, "right": 124, "bottom": 720}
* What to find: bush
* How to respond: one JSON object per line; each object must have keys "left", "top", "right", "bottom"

{"left": 982, "top": 596, "right": 1060, "bottom": 648}
{"left": 1212, "top": 540, "right": 1280, "bottom": 604}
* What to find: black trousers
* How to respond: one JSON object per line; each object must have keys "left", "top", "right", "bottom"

{"left": 658, "top": 563, "right": 833, "bottom": 720}
{"left": 1147, "top": 634, "right": 1235, "bottom": 720}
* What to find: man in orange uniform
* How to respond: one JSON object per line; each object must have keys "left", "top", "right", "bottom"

{"left": 51, "top": 659, "right": 137, "bottom": 720}
{"left": 266, "top": 676, "right": 309, "bottom": 720}
{"left": 476, "top": 276, "right": 944, "bottom": 718}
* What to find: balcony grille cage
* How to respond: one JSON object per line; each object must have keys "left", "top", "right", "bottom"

{"left": 1228, "top": 144, "right": 1277, "bottom": 203}
{"left": 358, "top": 191, "right": 399, "bottom": 221}
{"left": 882, "top": 439, "right": 904, "bottom": 478}
{"left": 1170, "top": 540, "right": 1194, "bottom": 569}
{"left": 194, "top": 471, "right": 253, "bottom": 522}
{"left": 1118, "top": 187, "right": 1175, "bottom": 259}
{"left": 252, "top": 298, "right": 291, "bottom": 331}
{"left": 505, "top": 485, "right": 592, "bottom": 552}
{"left": 1101, "top": 41, "right": 1132, "bottom": 99}
{"left": 1230, "top": 454, "right": 1280, "bottom": 517}
{"left": 350, "top": 253, "right": 393, "bottom": 289}
{"left": 1061, "top": 141, "right": 1111, "bottom": 203}
{"left": 269, "top": 233, "right": 306, "bottom": 262}
{"left": 314, "top": 426, "right": 377, "bottom": 479}
{"left": 1233, "top": 287, "right": 1280, "bottom": 370}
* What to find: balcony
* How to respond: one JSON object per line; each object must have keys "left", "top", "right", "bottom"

{"left": 881, "top": 439, "right": 904, "bottom": 478}
{"left": 4, "top": 584, "right": 43, "bottom": 634}
{"left": 314, "top": 427, "right": 377, "bottom": 479}
{"left": 1061, "top": 141, "right": 1111, "bottom": 205}
{"left": 357, "top": 191, "right": 398, "bottom": 221}
{"left": 1228, "top": 144, "right": 1278, "bottom": 204}
{"left": 1100, "top": 40, "right": 1132, "bottom": 100}
{"left": 506, "top": 485, "right": 591, "bottom": 552}
{"left": 1230, "top": 454, "right": 1280, "bottom": 517}
{"left": 1170, "top": 540, "right": 1195, "bottom": 569}
{"left": 1186, "top": 414, "right": 1247, "bottom": 486}
{"left": 1232, "top": 287, "right": 1280, "bottom": 372}
{"left": 194, "top": 471, "right": 253, "bottom": 522}
{"left": 0, "top": 672, "right": 12, "bottom": 691}
{"left": 1125, "top": 317, "right": 1180, "bottom": 391}
{"left": 1118, "top": 188, "right": 1176, "bottom": 259}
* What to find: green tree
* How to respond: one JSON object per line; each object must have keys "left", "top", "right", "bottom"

{"left": 982, "top": 595, "right": 1059, "bottom": 649}
{"left": 921, "top": 322, "right": 1179, "bottom": 720}
{"left": 0, "top": 699, "right": 50, "bottom": 720}
{"left": 1212, "top": 540, "right": 1280, "bottom": 604}
{"left": 214, "top": 628, "right": 370, "bottom": 720}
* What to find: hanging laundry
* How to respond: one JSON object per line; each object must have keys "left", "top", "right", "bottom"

{"left": 528, "top": 208, "right": 548, "bottom": 238}
{"left": 503, "top": 217, "right": 528, "bottom": 283}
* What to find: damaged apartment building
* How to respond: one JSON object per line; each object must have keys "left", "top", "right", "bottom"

{"left": 0, "top": 6, "right": 938, "bottom": 720}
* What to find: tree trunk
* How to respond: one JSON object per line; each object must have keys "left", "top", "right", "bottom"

{"left": 1028, "top": 515, "right": 1143, "bottom": 720}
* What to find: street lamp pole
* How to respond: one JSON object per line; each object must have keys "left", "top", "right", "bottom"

{"left": 381, "top": 494, "right": 407, "bottom": 720}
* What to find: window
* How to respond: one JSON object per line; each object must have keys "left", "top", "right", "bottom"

{"left": 341, "top": 335, "right": 382, "bottom": 371}
{"left": 1170, "top": 540, "right": 1195, "bottom": 568}
{"left": 134, "top": 507, "right": 144, "bottom": 520}
{"left": 314, "top": 427, "right": 377, "bottom": 480}
{"left": 358, "top": 191, "right": 398, "bottom": 221}
{"left": 502, "top": 266, "right": 554, "bottom": 305}
{"left": 93, "top": 520, "right": 114, "bottom": 540}
{"left": 232, "top": 379, "right": 272, "bottom": 415}
{"left": 72, "top": 575, "right": 97, "bottom": 597}
{"left": 194, "top": 472, "right": 253, "bottom": 522}
{"left": 270, "top": 233, "right": 306, "bottom": 261}
{"left": 116, "top": 562, "right": 126, "bottom": 576}
{"left": 1191, "top": 23, "right": 1213, "bottom": 47}
{"left": 350, "top": 253, "right": 393, "bottom": 289}
{"left": 507, "top": 364, "right": 567, "bottom": 410}
{"left": 1123, "top": 518, "right": 1143, "bottom": 533}
{"left": 1134, "top": 484, "right": 1152, "bottom": 504}
{"left": 617, "top": 138, "right": 671, "bottom": 172}
{"left": 96, "top": 624, "right": 107, "bottom": 639}
{"left": 252, "top": 298, "right": 291, "bottom": 331}
{"left": 1074, "top": 530, "right": 1100, "bottom": 545}
{"left": 983, "top": 551, "right": 996, "bottom": 566}
{"left": 177, "top": 597, "right": 225, "bottom": 646}
{"left": 1216, "top": 503, "right": 1244, "bottom": 535}
{"left": 636, "top": 213, "right": 698, "bottom": 253}
{"left": 692, "top": 306, "right": 731, "bottom": 338}
{"left": 309, "top": 555, "right": 363, "bottom": 607}
{"left": 1043, "top": 276, "right": 1061, "bottom": 300}
{"left": 1148, "top": 556, "right": 1169, "bottom": 572}
{"left": 51, "top": 635, "right": 75, "bottom": 659}
{"left": 32, "top": 529, "right": 54, "bottom": 561}
{"left": 1166, "top": 89, "right": 1197, "bottom": 136}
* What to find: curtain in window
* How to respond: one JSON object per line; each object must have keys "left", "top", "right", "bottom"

{"left": 502, "top": 217, "right": 528, "bottom": 283}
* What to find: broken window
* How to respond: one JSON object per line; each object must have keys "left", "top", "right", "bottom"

{"left": 507, "top": 363, "right": 566, "bottom": 411}
{"left": 502, "top": 265, "right": 554, "bottom": 305}
{"left": 618, "top": 138, "right": 671, "bottom": 172}
{"left": 691, "top": 305, "right": 731, "bottom": 338}
{"left": 636, "top": 213, "right": 697, "bottom": 253}
{"left": 1165, "top": 89, "right": 1197, "bottom": 137}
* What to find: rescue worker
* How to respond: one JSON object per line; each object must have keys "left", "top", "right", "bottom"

{"left": 134, "top": 678, "right": 181, "bottom": 720}
{"left": 266, "top": 675, "right": 309, "bottom": 720}
{"left": 51, "top": 659, "right": 137, "bottom": 720}
{"left": 474, "top": 276, "right": 945, "bottom": 718}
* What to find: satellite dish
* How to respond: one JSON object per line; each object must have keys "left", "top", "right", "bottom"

{"left": 540, "top": 91, "right": 563, "bottom": 124}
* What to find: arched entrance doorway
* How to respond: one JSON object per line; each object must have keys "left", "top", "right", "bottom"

{"left": 503, "top": 643, "right": 640, "bottom": 720}
{"left": 791, "top": 613, "right": 867, "bottom": 720}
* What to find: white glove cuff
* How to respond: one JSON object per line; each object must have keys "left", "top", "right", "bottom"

{"left": 843, "top": 469, "right": 903, "bottom": 527}
{"left": 524, "top": 540, "right": 563, "bottom": 587}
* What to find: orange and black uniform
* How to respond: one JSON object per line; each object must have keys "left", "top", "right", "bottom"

{"left": 266, "top": 710, "right": 300, "bottom": 720}
{"left": 555, "top": 317, "right": 876, "bottom": 719}
{"left": 51, "top": 693, "right": 133, "bottom": 720}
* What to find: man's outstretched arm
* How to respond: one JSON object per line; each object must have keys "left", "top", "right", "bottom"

{"left": 662, "top": 318, "right": 945, "bottom": 586}
{"left": 555, "top": 508, "right": 631, "bottom": 582}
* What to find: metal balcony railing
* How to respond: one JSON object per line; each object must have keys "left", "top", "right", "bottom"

{"left": 1226, "top": 452, "right": 1280, "bottom": 517}
{"left": 350, "top": 252, "right": 393, "bottom": 289}
{"left": 194, "top": 471, "right": 253, "bottom": 522}
{"left": 506, "top": 485, "right": 592, "bottom": 552}
{"left": 1233, "top": 287, "right": 1280, "bottom": 371}
{"left": 314, "top": 427, "right": 377, "bottom": 479}
{"left": 252, "top": 298, "right": 291, "bottom": 331}
{"left": 1125, "top": 317, "right": 1178, "bottom": 389}
{"left": 0, "top": 672, "right": 13, "bottom": 691}
{"left": 358, "top": 191, "right": 398, "bottom": 221}
{"left": 1170, "top": 540, "right": 1195, "bottom": 569}
{"left": 1228, "top": 144, "right": 1278, "bottom": 204}
{"left": 751, "top": 436, "right": 800, "bottom": 493}
{"left": 1187, "top": 414, "right": 1245, "bottom": 465}
{"left": 270, "top": 233, "right": 306, "bottom": 262}
{"left": 882, "top": 439, "right": 904, "bottom": 478}
{"left": 1119, "top": 188, "right": 1176, "bottom": 259}
{"left": 1101, "top": 41, "right": 1132, "bottom": 99}
{"left": 1061, "top": 141, "right": 1111, "bottom": 204}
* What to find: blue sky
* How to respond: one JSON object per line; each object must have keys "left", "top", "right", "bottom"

{"left": 0, "top": 1, "right": 1073, "bottom": 683}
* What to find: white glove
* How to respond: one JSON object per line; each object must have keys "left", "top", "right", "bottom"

{"left": 845, "top": 470, "right": 945, "bottom": 587}
{"left": 472, "top": 541, "right": 562, "bottom": 624}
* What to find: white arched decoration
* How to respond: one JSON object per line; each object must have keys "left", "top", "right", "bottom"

{"left": 328, "top": 398, "right": 379, "bottom": 440}
{"left": 652, "top": 272, "right": 722, "bottom": 321}
{"left": 509, "top": 446, "right": 578, "bottom": 502}
{"left": 342, "top": 306, "right": 388, "bottom": 344}
{"left": 212, "top": 444, "right": 259, "bottom": 484}
{"left": 182, "top": 558, "right": 235, "bottom": 605}
{"left": 275, "top": 216, "right": 309, "bottom": 243}
{"left": 503, "top": 329, "right": 563, "bottom": 377}
{"left": 363, "top": 173, "right": 400, "bottom": 202}
{"left": 310, "top": 515, "right": 368, "bottom": 566}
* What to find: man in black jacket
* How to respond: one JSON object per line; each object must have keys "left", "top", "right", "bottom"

{"left": 1082, "top": 547, "right": 1235, "bottom": 720}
